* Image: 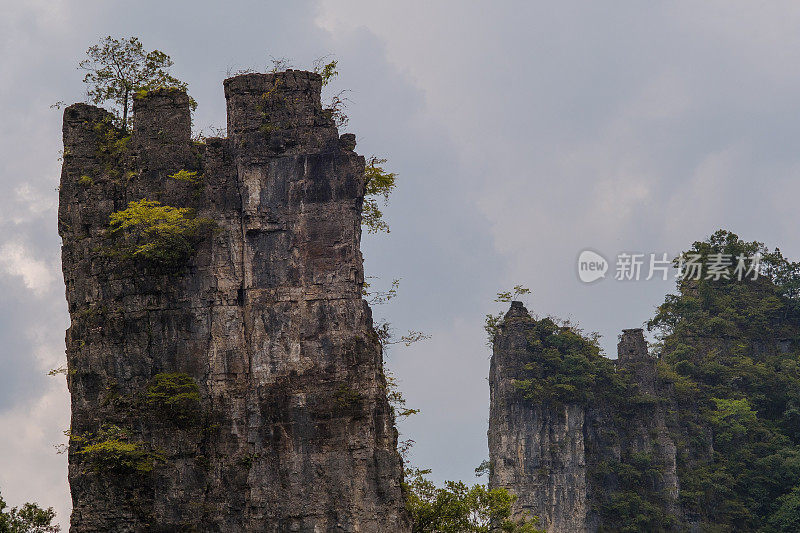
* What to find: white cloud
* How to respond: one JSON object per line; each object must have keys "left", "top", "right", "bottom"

{"left": 14, "top": 184, "right": 58, "bottom": 221}
{"left": 0, "top": 380, "right": 70, "bottom": 530}
{"left": 0, "top": 242, "right": 57, "bottom": 297}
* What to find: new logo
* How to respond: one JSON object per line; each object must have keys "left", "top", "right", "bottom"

{"left": 578, "top": 250, "right": 608, "bottom": 283}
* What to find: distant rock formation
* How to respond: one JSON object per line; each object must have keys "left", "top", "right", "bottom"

{"left": 59, "top": 71, "right": 409, "bottom": 532}
{"left": 488, "top": 303, "right": 679, "bottom": 532}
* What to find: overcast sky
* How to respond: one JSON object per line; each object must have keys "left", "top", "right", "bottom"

{"left": 4, "top": 1, "right": 800, "bottom": 528}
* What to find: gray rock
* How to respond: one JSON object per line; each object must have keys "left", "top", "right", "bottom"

{"left": 59, "top": 71, "right": 410, "bottom": 532}
{"left": 488, "top": 303, "right": 680, "bottom": 532}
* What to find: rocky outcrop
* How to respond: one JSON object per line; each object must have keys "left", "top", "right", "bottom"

{"left": 488, "top": 304, "right": 680, "bottom": 532}
{"left": 488, "top": 302, "right": 589, "bottom": 532}
{"left": 59, "top": 71, "right": 409, "bottom": 532}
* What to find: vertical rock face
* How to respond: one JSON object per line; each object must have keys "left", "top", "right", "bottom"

{"left": 488, "top": 302, "right": 589, "bottom": 532}
{"left": 488, "top": 304, "right": 680, "bottom": 532}
{"left": 59, "top": 71, "right": 409, "bottom": 532}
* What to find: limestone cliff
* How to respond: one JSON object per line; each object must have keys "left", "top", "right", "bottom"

{"left": 488, "top": 302, "right": 590, "bottom": 532}
{"left": 59, "top": 71, "right": 409, "bottom": 532}
{"left": 488, "top": 303, "right": 680, "bottom": 532}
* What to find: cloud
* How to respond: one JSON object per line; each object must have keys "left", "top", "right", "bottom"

{"left": 315, "top": 0, "right": 800, "bottom": 482}
{"left": 0, "top": 242, "right": 57, "bottom": 296}
{"left": 0, "top": 380, "right": 70, "bottom": 529}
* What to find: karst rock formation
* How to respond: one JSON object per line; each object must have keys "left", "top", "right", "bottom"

{"left": 59, "top": 70, "right": 410, "bottom": 532}
{"left": 488, "top": 302, "right": 679, "bottom": 532}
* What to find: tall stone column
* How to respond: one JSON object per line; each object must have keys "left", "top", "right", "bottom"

{"left": 59, "top": 71, "right": 409, "bottom": 532}
{"left": 488, "top": 302, "right": 589, "bottom": 533}
{"left": 488, "top": 304, "right": 681, "bottom": 532}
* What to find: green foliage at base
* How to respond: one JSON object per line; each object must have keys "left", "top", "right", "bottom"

{"left": 0, "top": 490, "right": 60, "bottom": 532}
{"left": 74, "top": 425, "right": 157, "bottom": 475}
{"left": 404, "top": 469, "right": 543, "bottom": 533}
{"left": 146, "top": 373, "right": 202, "bottom": 424}
{"left": 107, "top": 199, "right": 214, "bottom": 269}
{"left": 648, "top": 230, "right": 800, "bottom": 530}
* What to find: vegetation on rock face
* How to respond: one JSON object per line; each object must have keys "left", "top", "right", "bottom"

{"left": 512, "top": 316, "right": 628, "bottom": 406}
{"left": 332, "top": 384, "right": 364, "bottom": 414}
{"left": 490, "top": 287, "right": 679, "bottom": 530}
{"left": 168, "top": 169, "right": 201, "bottom": 185}
{"left": 146, "top": 373, "right": 202, "bottom": 424}
{"left": 363, "top": 157, "right": 397, "bottom": 234}
{"left": 593, "top": 453, "right": 676, "bottom": 533}
{"left": 404, "top": 469, "right": 543, "bottom": 533}
{"left": 80, "top": 36, "right": 195, "bottom": 130}
{"left": 484, "top": 286, "right": 531, "bottom": 345}
{"left": 486, "top": 284, "right": 629, "bottom": 408}
{"left": 106, "top": 199, "right": 214, "bottom": 269}
{"left": 73, "top": 424, "right": 157, "bottom": 475}
{"left": 648, "top": 229, "right": 800, "bottom": 531}
{"left": 90, "top": 114, "right": 131, "bottom": 181}
{"left": 494, "top": 232, "right": 800, "bottom": 531}
{"left": 0, "top": 491, "right": 60, "bottom": 533}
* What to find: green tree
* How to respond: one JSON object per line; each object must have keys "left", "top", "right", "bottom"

{"left": 363, "top": 157, "right": 397, "bottom": 234}
{"left": 404, "top": 469, "right": 543, "bottom": 533}
{"left": 106, "top": 199, "right": 215, "bottom": 269}
{"left": 768, "top": 485, "right": 800, "bottom": 532}
{"left": 648, "top": 230, "right": 800, "bottom": 530}
{"left": 79, "top": 36, "right": 192, "bottom": 130}
{"left": 0, "top": 491, "right": 60, "bottom": 533}
{"left": 484, "top": 286, "right": 531, "bottom": 345}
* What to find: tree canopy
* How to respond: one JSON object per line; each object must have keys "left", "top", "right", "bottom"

{"left": 79, "top": 36, "right": 192, "bottom": 130}
{"left": 106, "top": 199, "right": 215, "bottom": 269}
{"left": 404, "top": 469, "right": 543, "bottom": 533}
{"left": 0, "top": 491, "right": 60, "bottom": 533}
{"left": 648, "top": 229, "right": 800, "bottom": 531}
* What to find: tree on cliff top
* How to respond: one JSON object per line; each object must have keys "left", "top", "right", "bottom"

{"left": 79, "top": 36, "right": 191, "bottom": 130}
